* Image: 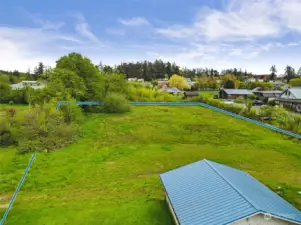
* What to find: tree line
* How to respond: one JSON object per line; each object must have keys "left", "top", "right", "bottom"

{"left": 2, "top": 58, "right": 301, "bottom": 85}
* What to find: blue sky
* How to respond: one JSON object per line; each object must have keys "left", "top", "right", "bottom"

{"left": 0, "top": 0, "right": 300, "bottom": 73}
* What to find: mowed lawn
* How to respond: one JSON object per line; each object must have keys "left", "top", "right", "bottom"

{"left": 0, "top": 106, "right": 301, "bottom": 225}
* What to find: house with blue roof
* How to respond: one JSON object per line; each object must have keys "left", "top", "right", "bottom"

{"left": 160, "top": 159, "right": 301, "bottom": 225}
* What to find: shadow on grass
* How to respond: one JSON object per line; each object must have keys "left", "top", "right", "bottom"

{"left": 146, "top": 198, "right": 175, "bottom": 225}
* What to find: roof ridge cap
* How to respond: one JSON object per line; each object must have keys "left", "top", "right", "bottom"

{"left": 204, "top": 160, "right": 259, "bottom": 211}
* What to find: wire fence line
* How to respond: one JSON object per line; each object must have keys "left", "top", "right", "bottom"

{"left": 0, "top": 152, "right": 36, "bottom": 225}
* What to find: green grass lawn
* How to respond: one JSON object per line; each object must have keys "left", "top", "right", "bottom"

{"left": 199, "top": 90, "right": 218, "bottom": 97}
{"left": 0, "top": 106, "right": 301, "bottom": 225}
{"left": 0, "top": 104, "right": 29, "bottom": 110}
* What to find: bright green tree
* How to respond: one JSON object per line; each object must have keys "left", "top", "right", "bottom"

{"left": 169, "top": 74, "right": 189, "bottom": 90}
{"left": 56, "top": 52, "right": 100, "bottom": 100}
{"left": 289, "top": 78, "right": 301, "bottom": 87}
{"left": 0, "top": 82, "right": 12, "bottom": 103}
{"left": 49, "top": 68, "right": 87, "bottom": 100}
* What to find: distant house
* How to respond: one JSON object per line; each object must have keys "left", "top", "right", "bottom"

{"left": 270, "top": 80, "right": 284, "bottom": 88}
{"left": 128, "top": 78, "right": 145, "bottom": 83}
{"left": 184, "top": 77, "right": 192, "bottom": 87}
{"left": 159, "top": 86, "right": 182, "bottom": 95}
{"left": 219, "top": 88, "right": 253, "bottom": 99}
{"left": 10, "top": 81, "right": 45, "bottom": 90}
{"left": 160, "top": 159, "right": 301, "bottom": 225}
{"left": 252, "top": 90, "right": 282, "bottom": 98}
{"left": 127, "top": 78, "right": 137, "bottom": 82}
{"left": 252, "top": 74, "right": 270, "bottom": 80}
{"left": 184, "top": 78, "right": 197, "bottom": 89}
{"left": 183, "top": 91, "right": 199, "bottom": 99}
{"left": 276, "top": 87, "right": 301, "bottom": 113}
{"left": 158, "top": 80, "right": 169, "bottom": 88}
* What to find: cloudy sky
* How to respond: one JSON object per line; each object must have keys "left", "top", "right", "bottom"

{"left": 0, "top": 0, "right": 300, "bottom": 73}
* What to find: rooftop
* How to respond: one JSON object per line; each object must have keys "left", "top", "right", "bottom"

{"left": 160, "top": 159, "right": 301, "bottom": 225}
{"left": 222, "top": 89, "right": 253, "bottom": 95}
{"left": 289, "top": 87, "right": 301, "bottom": 99}
{"left": 160, "top": 86, "right": 182, "bottom": 93}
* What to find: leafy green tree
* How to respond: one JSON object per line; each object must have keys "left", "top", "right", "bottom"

{"left": 0, "top": 82, "right": 12, "bottom": 103}
{"left": 284, "top": 65, "right": 296, "bottom": 83}
{"left": 13, "top": 70, "right": 20, "bottom": 77}
{"left": 35, "top": 62, "right": 44, "bottom": 78}
{"left": 94, "top": 72, "right": 127, "bottom": 100}
{"left": 270, "top": 65, "right": 277, "bottom": 81}
{"left": 103, "top": 93, "right": 131, "bottom": 113}
{"left": 224, "top": 80, "right": 235, "bottom": 89}
{"left": 289, "top": 78, "right": 301, "bottom": 87}
{"left": 56, "top": 52, "right": 100, "bottom": 100}
{"left": 297, "top": 67, "right": 301, "bottom": 77}
{"left": 151, "top": 79, "right": 158, "bottom": 89}
{"left": 48, "top": 68, "right": 87, "bottom": 100}
{"left": 169, "top": 74, "right": 189, "bottom": 90}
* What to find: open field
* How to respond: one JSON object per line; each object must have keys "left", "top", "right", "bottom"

{"left": 0, "top": 106, "right": 301, "bottom": 225}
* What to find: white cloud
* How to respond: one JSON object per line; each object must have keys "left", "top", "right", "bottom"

{"left": 276, "top": 0, "right": 301, "bottom": 32}
{"left": 0, "top": 13, "right": 106, "bottom": 72}
{"left": 73, "top": 13, "right": 102, "bottom": 44}
{"left": 150, "top": 0, "right": 301, "bottom": 73}
{"left": 119, "top": 17, "right": 150, "bottom": 26}
{"left": 20, "top": 8, "right": 65, "bottom": 30}
{"left": 156, "top": 0, "right": 301, "bottom": 41}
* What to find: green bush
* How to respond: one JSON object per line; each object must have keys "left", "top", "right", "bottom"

{"left": 234, "top": 97, "right": 245, "bottom": 103}
{"left": 0, "top": 117, "right": 15, "bottom": 146}
{"left": 247, "top": 94, "right": 256, "bottom": 100}
{"left": 268, "top": 100, "right": 276, "bottom": 106}
{"left": 103, "top": 93, "right": 131, "bottom": 113}
{"left": 59, "top": 102, "right": 84, "bottom": 124}
{"left": 11, "top": 105, "right": 80, "bottom": 154}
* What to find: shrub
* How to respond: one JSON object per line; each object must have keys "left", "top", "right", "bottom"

{"left": 268, "top": 100, "right": 276, "bottom": 106}
{"left": 234, "top": 97, "right": 245, "bottom": 103}
{"left": 247, "top": 94, "right": 256, "bottom": 100}
{"left": 0, "top": 117, "right": 15, "bottom": 146}
{"left": 103, "top": 93, "right": 131, "bottom": 113}
{"left": 0, "top": 82, "right": 12, "bottom": 103}
{"left": 11, "top": 105, "right": 80, "bottom": 154}
{"left": 59, "top": 102, "right": 84, "bottom": 124}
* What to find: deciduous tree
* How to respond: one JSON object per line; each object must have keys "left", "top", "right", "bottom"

{"left": 169, "top": 74, "right": 190, "bottom": 90}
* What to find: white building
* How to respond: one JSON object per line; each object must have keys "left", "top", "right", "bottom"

{"left": 10, "top": 81, "right": 45, "bottom": 90}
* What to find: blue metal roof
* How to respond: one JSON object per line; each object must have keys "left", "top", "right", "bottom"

{"left": 160, "top": 159, "right": 301, "bottom": 225}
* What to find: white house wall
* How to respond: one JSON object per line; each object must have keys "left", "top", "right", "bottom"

{"left": 232, "top": 214, "right": 297, "bottom": 225}
{"left": 165, "top": 194, "right": 180, "bottom": 225}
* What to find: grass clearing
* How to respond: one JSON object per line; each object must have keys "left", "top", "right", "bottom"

{"left": 0, "top": 106, "right": 300, "bottom": 225}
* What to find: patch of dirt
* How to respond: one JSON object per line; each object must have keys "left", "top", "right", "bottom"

{"left": 0, "top": 204, "right": 9, "bottom": 209}
{"left": 0, "top": 196, "right": 12, "bottom": 202}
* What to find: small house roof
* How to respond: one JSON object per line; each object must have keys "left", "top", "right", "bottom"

{"left": 160, "top": 87, "right": 182, "bottom": 93}
{"left": 184, "top": 91, "right": 199, "bottom": 96}
{"left": 160, "top": 159, "right": 301, "bottom": 225}
{"left": 222, "top": 89, "right": 253, "bottom": 95}
{"left": 253, "top": 90, "right": 282, "bottom": 94}
{"left": 279, "top": 87, "right": 301, "bottom": 99}
{"left": 289, "top": 87, "right": 301, "bottom": 99}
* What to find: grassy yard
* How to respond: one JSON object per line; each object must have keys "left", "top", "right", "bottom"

{"left": 0, "top": 106, "right": 300, "bottom": 225}
{"left": 199, "top": 90, "right": 218, "bottom": 97}
{"left": 0, "top": 104, "right": 29, "bottom": 110}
